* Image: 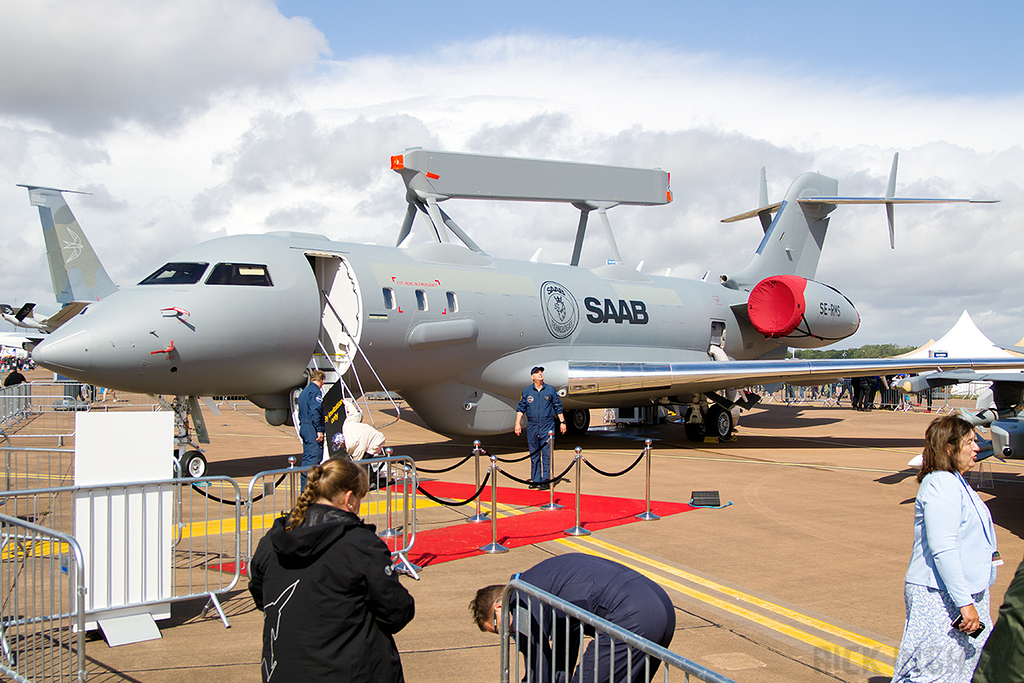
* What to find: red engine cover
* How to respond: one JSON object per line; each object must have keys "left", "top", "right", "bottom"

{"left": 747, "top": 275, "right": 807, "bottom": 337}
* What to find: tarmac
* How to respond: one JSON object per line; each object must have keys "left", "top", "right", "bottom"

{"left": 12, "top": 374, "right": 1024, "bottom": 683}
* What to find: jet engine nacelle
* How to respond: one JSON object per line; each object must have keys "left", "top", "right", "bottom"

{"left": 746, "top": 275, "right": 860, "bottom": 349}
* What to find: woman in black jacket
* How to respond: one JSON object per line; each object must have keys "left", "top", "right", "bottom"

{"left": 249, "top": 458, "right": 415, "bottom": 682}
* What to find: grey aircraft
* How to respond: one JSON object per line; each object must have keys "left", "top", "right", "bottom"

{"left": 894, "top": 370, "right": 1024, "bottom": 461}
{"left": 28, "top": 150, "right": 1024, "bottom": 470}
{"left": 1, "top": 186, "right": 118, "bottom": 338}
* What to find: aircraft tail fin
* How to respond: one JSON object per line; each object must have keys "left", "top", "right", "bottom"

{"left": 719, "top": 154, "right": 998, "bottom": 289}
{"left": 15, "top": 303, "right": 35, "bottom": 321}
{"left": 19, "top": 185, "right": 118, "bottom": 304}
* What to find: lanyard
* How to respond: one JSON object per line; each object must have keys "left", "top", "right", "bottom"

{"left": 956, "top": 472, "right": 995, "bottom": 549}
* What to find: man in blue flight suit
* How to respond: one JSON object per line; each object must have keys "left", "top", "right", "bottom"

{"left": 297, "top": 369, "right": 326, "bottom": 488}
{"left": 514, "top": 366, "right": 566, "bottom": 489}
{"left": 470, "top": 553, "right": 676, "bottom": 683}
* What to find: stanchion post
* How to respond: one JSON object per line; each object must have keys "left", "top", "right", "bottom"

{"left": 564, "top": 446, "right": 590, "bottom": 536}
{"left": 541, "top": 430, "right": 562, "bottom": 511}
{"left": 468, "top": 440, "right": 489, "bottom": 523}
{"left": 480, "top": 450, "right": 509, "bottom": 554}
{"left": 380, "top": 447, "right": 399, "bottom": 539}
{"left": 636, "top": 439, "right": 660, "bottom": 521}
{"left": 287, "top": 455, "right": 298, "bottom": 511}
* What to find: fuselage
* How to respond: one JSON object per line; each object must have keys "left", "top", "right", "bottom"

{"left": 31, "top": 231, "right": 787, "bottom": 434}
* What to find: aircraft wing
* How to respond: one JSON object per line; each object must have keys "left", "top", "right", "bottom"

{"left": 567, "top": 357, "right": 1024, "bottom": 397}
{"left": 40, "top": 302, "right": 89, "bottom": 332}
{"left": 0, "top": 331, "right": 44, "bottom": 351}
{"left": 890, "top": 368, "right": 1024, "bottom": 394}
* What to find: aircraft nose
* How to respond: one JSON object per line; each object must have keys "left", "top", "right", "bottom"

{"left": 33, "top": 328, "right": 94, "bottom": 375}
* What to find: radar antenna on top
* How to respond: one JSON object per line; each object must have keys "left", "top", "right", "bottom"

{"left": 390, "top": 149, "right": 672, "bottom": 265}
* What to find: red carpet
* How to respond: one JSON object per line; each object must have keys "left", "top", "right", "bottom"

{"left": 405, "top": 482, "right": 695, "bottom": 567}
{"left": 213, "top": 484, "right": 695, "bottom": 575}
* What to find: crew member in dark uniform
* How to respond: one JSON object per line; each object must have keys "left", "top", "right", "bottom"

{"left": 471, "top": 553, "right": 676, "bottom": 683}
{"left": 514, "top": 366, "right": 566, "bottom": 488}
{"left": 297, "top": 369, "right": 326, "bottom": 488}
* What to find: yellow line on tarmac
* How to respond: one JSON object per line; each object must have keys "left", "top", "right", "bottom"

{"left": 0, "top": 540, "right": 72, "bottom": 560}
{"left": 555, "top": 537, "right": 895, "bottom": 677}
{"left": 569, "top": 536, "right": 896, "bottom": 657}
{"left": 176, "top": 492, "right": 444, "bottom": 540}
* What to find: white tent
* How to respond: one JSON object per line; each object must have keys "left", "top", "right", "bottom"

{"left": 899, "top": 310, "right": 1022, "bottom": 360}
{"left": 898, "top": 310, "right": 1022, "bottom": 398}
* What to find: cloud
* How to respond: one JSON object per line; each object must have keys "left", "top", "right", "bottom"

{"left": 0, "top": 0, "right": 328, "bottom": 134}
{"left": 263, "top": 203, "right": 329, "bottom": 230}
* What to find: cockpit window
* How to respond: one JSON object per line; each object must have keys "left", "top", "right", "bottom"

{"left": 139, "top": 262, "right": 209, "bottom": 285}
{"left": 205, "top": 263, "right": 273, "bottom": 287}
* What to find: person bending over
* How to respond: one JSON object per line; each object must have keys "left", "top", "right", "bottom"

{"left": 471, "top": 553, "right": 675, "bottom": 683}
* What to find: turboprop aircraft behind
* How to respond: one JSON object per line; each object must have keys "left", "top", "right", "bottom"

{"left": 31, "top": 150, "right": 1021, "bottom": 444}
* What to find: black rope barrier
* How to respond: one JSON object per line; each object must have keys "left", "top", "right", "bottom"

{"left": 189, "top": 473, "right": 289, "bottom": 506}
{"left": 581, "top": 449, "right": 647, "bottom": 478}
{"left": 494, "top": 449, "right": 534, "bottom": 464}
{"left": 416, "top": 470, "right": 491, "bottom": 507}
{"left": 416, "top": 452, "right": 476, "bottom": 474}
{"left": 497, "top": 436, "right": 565, "bottom": 463}
{"left": 497, "top": 459, "right": 576, "bottom": 487}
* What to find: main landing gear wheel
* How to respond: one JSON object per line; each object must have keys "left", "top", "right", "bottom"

{"left": 706, "top": 405, "right": 734, "bottom": 440}
{"left": 182, "top": 450, "right": 207, "bottom": 478}
{"left": 566, "top": 408, "right": 590, "bottom": 435}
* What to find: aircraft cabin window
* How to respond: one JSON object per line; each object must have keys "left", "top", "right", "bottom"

{"left": 383, "top": 288, "right": 396, "bottom": 310}
{"left": 139, "top": 262, "right": 209, "bottom": 285}
{"left": 446, "top": 291, "right": 458, "bottom": 313}
{"left": 416, "top": 290, "right": 428, "bottom": 311}
{"left": 205, "top": 263, "right": 273, "bottom": 287}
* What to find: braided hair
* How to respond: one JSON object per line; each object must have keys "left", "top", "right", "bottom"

{"left": 287, "top": 458, "right": 369, "bottom": 530}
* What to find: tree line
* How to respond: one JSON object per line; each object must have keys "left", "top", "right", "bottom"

{"left": 794, "top": 344, "right": 916, "bottom": 360}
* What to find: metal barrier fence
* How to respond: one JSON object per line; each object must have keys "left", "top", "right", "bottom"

{"left": 244, "top": 453, "right": 419, "bottom": 576}
{"left": 1, "top": 447, "right": 76, "bottom": 494}
{"left": 0, "top": 513, "right": 86, "bottom": 683}
{"left": 0, "top": 383, "right": 161, "bottom": 445}
{"left": 500, "top": 579, "right": 737, "bottom": 683}
{"left": 0, "top": 476, "right": 241, "bottom": 630}
{"left": 769, "top": 383, "right": 966, "bottom": 413}
{"left": 0, "top": 384, "right": 32, "bottom": 431}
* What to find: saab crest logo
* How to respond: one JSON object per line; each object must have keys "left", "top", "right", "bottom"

{"left": 540, "top": 281, "right": 579, "bottom": 339}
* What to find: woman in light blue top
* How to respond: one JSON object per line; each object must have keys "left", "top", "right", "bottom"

{"left": 893, "top": 414, "right": 999, "bottom": 683}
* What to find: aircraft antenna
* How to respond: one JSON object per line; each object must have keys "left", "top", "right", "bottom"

{"left": 391, "top": 149, "right": 670, "bottom": 263}
{"left": 886, "top": 153, "right": 898, "bottom": 249}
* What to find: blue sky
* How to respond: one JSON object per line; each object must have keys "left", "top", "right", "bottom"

{"left": 276, "top": 0, "right": 1024, "bottom": 97}
{"left": 1, "top": 0, "right": 1022, "bottom": 347}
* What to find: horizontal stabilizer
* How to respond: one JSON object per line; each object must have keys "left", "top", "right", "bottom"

{"left": 721, "top": 202, "right": 783, "bottom": 224}
{"left": 722, "top": 196, "right": 995, "bottom": 223}
{"left": 18, "top": 185, "right": 90, "bottom": 204}
{"left": 797, "top": 197, "right": 999, "bottom": 206}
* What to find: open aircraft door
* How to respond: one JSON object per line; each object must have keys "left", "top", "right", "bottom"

{"left": 307, "top": 253, "right": 363, "bottom": 375}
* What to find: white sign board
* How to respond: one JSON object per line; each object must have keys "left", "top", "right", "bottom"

{"left": 75, "top": 412, "right": 174, "bottom": 631}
